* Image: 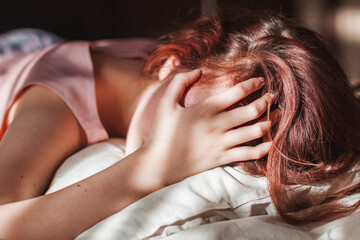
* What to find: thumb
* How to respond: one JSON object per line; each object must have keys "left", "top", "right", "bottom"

{"left": 162, "top": 69, "right": 201, "bottom": 106}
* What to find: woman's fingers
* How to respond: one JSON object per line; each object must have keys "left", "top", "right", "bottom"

{"left": 219, "top": 92, "right": 274, "bottom": 130}
{"left": 223, "top": 109, "right": 280, "bottom": 150}
{"left": 201, "top": 77, "right": 265, "bottom": 113}
{"left": 161, "top": 69, "right": 201, "bottom": 107}
{"left": 220, "top": 142, "right": 272, "bottom": 164}
{"left": 223, "top": 122, "right": 271, "bottom": 149}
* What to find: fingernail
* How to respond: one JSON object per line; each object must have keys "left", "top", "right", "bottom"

{"left": 269, "top": 93, "right": 275, "bottom": 100}
{"left": 258, "top": 77, "right": 265, "bottom": 83}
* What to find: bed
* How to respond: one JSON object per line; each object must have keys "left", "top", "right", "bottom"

{"left": 1, "top": 29, "right": 358, "bottom": 240}
{"left": 46, "top": 139, "right": 360, "bottom": 240}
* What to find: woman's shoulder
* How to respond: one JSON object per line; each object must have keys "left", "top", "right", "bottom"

{"left": 0, "top": 41, "right": 106, "bottom": 144}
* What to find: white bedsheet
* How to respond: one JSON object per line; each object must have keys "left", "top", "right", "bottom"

{"left": 46, "top": 139, "right": 360, "bottom": 240}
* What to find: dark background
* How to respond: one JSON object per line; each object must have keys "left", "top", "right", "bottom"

{"left": 0, "top": 0, "right": 359, "bottom": 89}
{"left": 0, "top": 0, "right": 294, "bottom": 40}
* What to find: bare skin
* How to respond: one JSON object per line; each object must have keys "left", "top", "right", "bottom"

{"left": 0, "top": 49, "right": 275, "bottom": 239}
{"left": 91, "top": 50, "right": 156, "bottom": 137}
{"left": 0, "top": 86, "right": 86, "bottom": 204}
{"left": 0, "top": 49, "right": 154, "bottom": 204}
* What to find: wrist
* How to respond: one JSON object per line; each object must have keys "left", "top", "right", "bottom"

{"left": 124, "top": 145, "right": 169, "bottom": 194}
{"left": 137, "top": 142, "right": 190, "bottom": 187}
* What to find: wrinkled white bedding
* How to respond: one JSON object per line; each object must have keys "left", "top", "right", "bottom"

{"left": 46, "top": 139, "right": 360, "bottom": 240}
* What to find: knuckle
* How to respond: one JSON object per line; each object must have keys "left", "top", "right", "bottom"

{"left": 248, "top": 79, "right": 257, "bottom": 89}
{"left": 251, "top": 149, "right": 263, "bottom": 159}
{"left": 235, "top": 84, "right": 247, "bottom": 97}
{"left": 255, "top": 125, "right": 265, "bottom": 137}
{"left": 261, "top": 123, "right": 269, "bottom": 133}
{"left": 247, "top": 105, "right": 261, "bottom": 118}
{"left": 218, "top": 153, "right": 229, "bottom": 165}
{"left": 249, "top": 80, "right": 257, "bottom": 89}
{"left": 254, "top": 123, "right": 268, "bottom": 137}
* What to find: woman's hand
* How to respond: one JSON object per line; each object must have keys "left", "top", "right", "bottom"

{"left": 140, "top": 70, "right": 277, "bottom": 185}
{"left": 0, "top": 70, "right": 276, "bottom": 240}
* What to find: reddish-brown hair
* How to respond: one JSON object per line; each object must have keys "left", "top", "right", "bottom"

{"left": 145, "top": 9, "right": 360, "bottom": 224}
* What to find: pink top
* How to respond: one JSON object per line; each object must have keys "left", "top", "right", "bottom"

{"left": 0, "top": 39, "right": 157, "bottom": 144}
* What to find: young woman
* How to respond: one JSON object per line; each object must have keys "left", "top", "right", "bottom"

{"left": 0, "top": 20, "right": 275, "bottom": 240}
{"left": 0, "top": 9, "right": 359, "bottom": 239}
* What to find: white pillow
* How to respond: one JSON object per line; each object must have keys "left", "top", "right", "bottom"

{"left": 47, "top": 138, "right": 126, "bottom": 194}
{"left": 46, "top": 139, "right": 360, "bottom": 239}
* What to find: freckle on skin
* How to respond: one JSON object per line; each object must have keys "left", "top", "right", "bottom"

{"left": 21, "top": 175, "right": 24, "bottom": 178}
{"left": 77, "top": 184, "right": 81, "bottom": 187}
{"left": 85, "top": 189, "right": 88, "bottom": 192}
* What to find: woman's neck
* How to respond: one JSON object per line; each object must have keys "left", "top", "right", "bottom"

{"left": 91, "top": 50, "right": 157, "bottom": 138}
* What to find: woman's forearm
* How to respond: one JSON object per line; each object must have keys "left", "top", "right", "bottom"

{"left": 0, "top": 147, "right": 164, "bottom": 240}
{"left": 0, "top": 74, "right": 273, "bottom": 239}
